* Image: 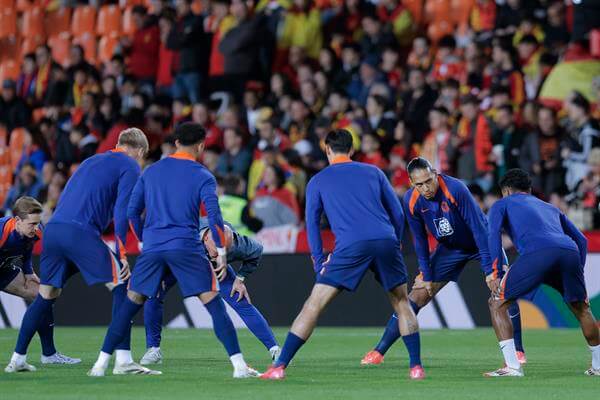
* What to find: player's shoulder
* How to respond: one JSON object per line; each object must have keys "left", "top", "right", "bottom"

{"left": 439, "top": 174, "right": 468, "bottom": 192}
{"left": 0, "top": 216, "right": 13, "bottom": 231}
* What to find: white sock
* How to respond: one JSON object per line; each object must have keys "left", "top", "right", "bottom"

{"left": 93, "top": 351, "right": 111, "bottom": 370}
{"left": 499, "top": 339, "right": 520, "bottom": 370}
{"left": 230, "top": 353, "right": 246, "bottom": 370}
{"left": 11, "top": 352, "right": 26, "bottom": 364}
{"left": 269, "top": 345, "right": 280, "bottom": 353}
{"left": 115, "top": 350, "right": 134, "bottom": 365}
{"left": 589, "top": 344, "right": 600, "bottom": 370}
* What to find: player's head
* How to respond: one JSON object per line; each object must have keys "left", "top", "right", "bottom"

{"left": 407, "top": 157, "right": 438, "bottom": 199}
{"left": 499, "top": 168, "right": 532, "bottom": 197}
{"left": 117, "top": 127, "right": 149, "bottom": 164}
{"left": 324, "top": 129, "right": 354, "bottom": 162}
{"left": 12, "top": 196, "right": 43, "bottom": 238}
{"left": 201, "top": 225, "right": 234, "bottom": 257}
{"left": 174, "top": 122, "right": 207, "bottom": 158}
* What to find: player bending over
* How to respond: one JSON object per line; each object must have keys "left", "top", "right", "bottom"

{"left": 140, "top": 221, "right": 280, "bottom": 365}
{"left": 485, "top": 168, "right": 599, "bottom": 377}
{"left": 2, "top": 197, "right": 80, "bottom": 371}
{"left": 6, "top": 129, "right": 149, "bottom": 374}
{"left": 362, "top": 157, "right": 527, "bottom": 365}
{"left": 90, "top": 122, "right": 258, "bottom": 378}
{"left": 261, "top": 129, "right": 424, "bottom": 380}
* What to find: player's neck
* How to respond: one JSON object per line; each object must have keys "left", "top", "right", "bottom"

{"left": 174, "top": 146, "right": 198, "bottom": 160}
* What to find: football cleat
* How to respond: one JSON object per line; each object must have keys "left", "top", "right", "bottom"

{"left": 233, "top": 365, "right": 261, "bottom": 378}
{"left": 361, "top": 350, "right": 384, "bottom": 365}
{"left": 409, "top": 365, "right": 426, "bottom": 380}
{"left": 87, "top": 366, "right": 106, "bottom": 377}
{"left": 5, "top": 360, "right": 36, "bottom": 373}
{"left": 140, "top": 347, "right": 163, "bottom": 365}
{"left": 260, "top": 365, "right": 286, "bottom": 380}
{"left": 484, "top": 366, "right": 524, "bottom": 377}
{"left": 584, "top": 368, "right": 600, "bottom": 376}
{"left": 41, "top": 352, "right": 82, "bottom": 365}
{"left": 113, "top": 362, "right": 162, "bottom": 375}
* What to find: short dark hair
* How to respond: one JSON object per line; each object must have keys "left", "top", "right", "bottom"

{"left": 497, "top": 104, "right": 514, "bottom": 115}
{"left": 499, "top": 168, "right": 532, "bottom": 192}
{"left": 570, "top": 91, "right": 591, "bottom": 114}
{"left": 407, "top": 157, "right": 433, "bottom": 175}
{"left": 431, "top": 105, "right": 450, "bottom": 117}
{"left": 13, "top": 196, "right": 43, "bottom": 219}
{"left": 174, "top": 122, "right": 206, "bottom": 146}
{"left": 325, "top": 129, "right": 353, "bottom": 154}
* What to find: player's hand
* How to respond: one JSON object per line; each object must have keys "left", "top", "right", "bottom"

{"left": 214, "top": 248, "right": 228, "bottom": 281}
{"left": 120, "top": 258, "right": 131, "bottom": 281}
{"left": 423, "top": 281, "right": 433, "bottom": 296}
{"left": 230, "top": 278, "right": 251, "bottom": 303}
{"left": 486, "top": 274, "right": 500, "bottom": 295}
{"left": 24, "top": 273, "right": 40, "bottom": 287}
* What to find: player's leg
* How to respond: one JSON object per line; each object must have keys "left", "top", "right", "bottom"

{"left": 220, "top": 265, "right": 279, "bottom": 359}
{"left": 568, "top": 301, "right": 600, "bottom": 375}
{"left": 500, "top": 249, "right": 527, "bottom": 362}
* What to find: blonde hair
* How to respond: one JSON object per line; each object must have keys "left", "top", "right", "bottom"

{"left": 117, "top": 128, "right": 149, "bottom": 155}
{"left": 13, "top": 196, "right": 43, "bottom": 219}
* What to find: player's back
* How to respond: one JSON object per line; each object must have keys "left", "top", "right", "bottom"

{"left": 496, "top": 193, "right": 579, "bottom": 255}
{"left": 51, "top": 151, "right": 139, "bottom": 233}
{"left": 310, "top": 161, "right": 398, "bottom": 247}
{"left": 136, "top": 153, "right": 213, "bottom": 251}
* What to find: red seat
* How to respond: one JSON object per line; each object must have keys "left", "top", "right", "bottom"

{"left": 45, "top": 7, "right": 72, "bottom": 39}
{"left": 48, "top": 34, "right": 72, "bottom": 67}
{"left": 0, "top": 9, "right": 17, "bottom": 39}
{"left": 15, "top": 0, "right": 34, "bottom": 12}
{"left": 427, "top": 19, "right": 454, "bottom": 43}
{"left": 20, "top": 35, "right": 45, "bottom": 59}
{"left": 98, "top": 35, "right": 119, "bottom": 65}
{"left": 0, "top": 37, "right": 19, "bottom": 63}
{"left": 403, "top": 0, "right": 424, "bottom": 26}
{"left": 97, "top": 5, "right": 122, "bottom": 36}
{"left": 122, "top": 6, "right": 136, "bottom": 36}
{"left": 9, "top": 127, "right": 25, "bottom": 171}
{"left": 72, "top": 5, "right": 97, "bottom": 38}
{"left": 0, "top": 0, "right": 14, "bottom": 9}
{"left": 451, "top": 0, "right": 474, "bottom": 26}
{"left": 425, "top": 0, "right": 451, "bottom": 24}
{"left": 22, "top": 6, "right": 46, "bottom": 40}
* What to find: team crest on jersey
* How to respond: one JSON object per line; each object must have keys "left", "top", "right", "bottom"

{"left": 441, "top": 201, "right": 450, "bottom": 213}
{"left": 434, "top": 217, "right": 454, "bottom": 237}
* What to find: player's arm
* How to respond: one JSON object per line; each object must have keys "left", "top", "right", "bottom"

{"left": 402, "top": 196, "right": 432, "bottom": 281}
{"left": 232, "top": 231, "right": 264, "bottom": 280}
{"left": 379, "top": 169, "right": 405, "bottom": 241}
{"left": 114, "top": 164, "right": 141, "bottom": 259}
{"left": 126, "top": 175, "right": 146, "bottom": 242}
{"left": 199, "top": 174, "right": 228, "bottom": 279}
{"left": 487, "top": 201, "right": 507, "bottom": 293}
{"left": 453, "top": 182, "right": 493, "bottom": 276}
{"left": 305, "top": 179, "right": 325, "bottom": 272}
{"left": 559, "top": 212, "right": 588, "bottom": 267}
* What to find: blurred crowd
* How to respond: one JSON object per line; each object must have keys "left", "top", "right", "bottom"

{"left": 1, "top": 0, "right": 600, "bottom": 232}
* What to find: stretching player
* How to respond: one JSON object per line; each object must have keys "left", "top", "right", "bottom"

{"left": 484, "top": 169, "right": 599, "bottom": 377}
{"left": 5, "top": 128, "right": 149, "bottom": 374}
{"left": 361, "top": 157, "right": 526, "bottom": 365}
{"left": 140, "top": 221, "right": 280, "bottom": 365}
{"left": 2, "top": 197, "right": 80, "bottom": 371}
{"left": 90, "top": 122, "right": 258, "bottom": 378}
{"left": 261, "top": 129, "right": 424, "bottom": 380}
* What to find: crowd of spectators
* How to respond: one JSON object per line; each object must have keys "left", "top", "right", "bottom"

{"left": 1, "top": 0, "right": 599, "bottom": 231}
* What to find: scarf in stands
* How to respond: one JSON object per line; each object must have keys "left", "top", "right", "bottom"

{"left": 35, "top": 62, "right": 51, "bottom": 101}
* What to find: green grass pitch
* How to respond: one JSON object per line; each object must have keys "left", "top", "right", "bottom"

{"left": 0, "top": 327, "right": 597, "bottom": 399}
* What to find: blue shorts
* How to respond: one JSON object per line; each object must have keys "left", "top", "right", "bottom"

{"left": 427, "top": 245, "right": 508, "bottom": 282}
{"left": 155, "top": 265, "right": 237, "bottom": 299}
{"left": 0, "top": 262, "right": 20, "bottom": 290}
{"left": 500, "top": 247, "right": 586, "bottom": 303}
{"left": 316, "top": 239, "right": 407, "bottom": 292}
{"left": 130, "top": 250, "right": 218, "bottom": 298}
{"left": 41, "top": 223, "right": 123, "bottom": 288}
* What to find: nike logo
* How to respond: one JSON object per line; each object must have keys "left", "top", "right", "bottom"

{"left": 420, "top": 208, "right": 429, "bottom": 213}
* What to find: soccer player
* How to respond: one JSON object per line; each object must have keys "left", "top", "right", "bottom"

{"left": 484, "top": 169, "right": 599, "bottom": 377}
{"left": 90, "top": 122, "right": 258, "bottom": 378}
{"left": 361, "top": 157, "right": 527, "bottom": 366}
{"left": 2, "top": 197, "right": 80, "bottom": 371}
{"left": 140, "top": 221, "right": 280, "bottom": 364}
{"left": 5, "top": 128, "right": 149, "bottom": 374}
{"left": 261, "top": 129, "right": 424, "bottom": 380}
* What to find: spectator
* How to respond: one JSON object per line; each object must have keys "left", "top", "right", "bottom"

{"left": 407, "top": 36, "right": 432, "bottom": 71}
{"left": 216, "top": 127, "right": 253, "bottom": 178}
{"left": 358, "top": 132, "right": 388, "bottom": 170}
{"left": 544, "top": 1, "right": 570, "bottom": 50}
{"left": 347, "top": 56, "right": 385, "bottom": 107}
{"left": 16, "top": 54, "right": 37, "bottom": 106}
{"left": 277, "top": 0, "right": 323, "bottom": 62}
{"left": 40, "top": 171, "right": 66, "bottom": 224}
{"left": 0, "top": 79, "right": 30, "bottom": 133}
{"left": 123, "top": 5, "right": 160, "bottom": 94}
{"left": 2, "top": 165, "right": 42, "bottom": 212}
{"left": 255, "top": 107, "right": 291, "bottom": 156}
{"left": 422, "top": 106, "right": 453, "bottom": 175}
{"left": 66, "top": 44, "right": 94, "bottom": 80}
{"left": 288, "top": 99, "right": 315, "bottom": 144}
{"left": 156, "top": 9, "right": 177, "bottom": 95}
{"left": 430, "top": 35, "right": 464, "bottom": 83}
{"left": 562, "top": 92, "right": 600, "bottom": 190}
{"left": 216, "top": 174, "right": 261, "bottom": 235}
{"left": 491, "top": 104, "right": 525, "bottom": 178}
{"left": 167, "top": 0, "right": 208, "bottom": 103}
{"left": 365, "top": 94, "right": 396, "bottom": 153}
{"left": 490, "top": 39, "right": 525, "bottom": 106}
{"left": 575, "top": 148, "right": 600, "bottom": 227}
{"left": 191, "top": 102, "right": 223, "bottom": 148}
{"left": 359, "top": 12, "right": 396, "bottom": 60}
{"left": 251, "top": 163, "right": 300, "bottom": 227}
{"left": 34, "top": 45, "right": 58, "bottom": 106}
{"left": 207, "top": 0, "right": 237, "bottom": 89}
{"left": 69, "top": 124, "right": 98, "bottom": 163}
{"left": 376, "top": 0, "right": 414, "bottom": 46}
{"left": 17, "top": 128, "right": 50, "bottom": 175}
{"left": 401, "top": 68, "right": 437, "bottom": 144}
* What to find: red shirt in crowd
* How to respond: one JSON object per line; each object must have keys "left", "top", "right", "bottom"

{"left": 128, "top": 24, "right": 161, "bottom": 80}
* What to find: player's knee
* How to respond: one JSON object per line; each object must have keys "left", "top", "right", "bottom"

{"left": 127, "top": 290, "right": 147, "bottom": 304}
{"left": 38, "top": 284, "right": 61, "bottom": 300}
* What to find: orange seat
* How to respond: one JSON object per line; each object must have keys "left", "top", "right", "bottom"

{"left": 72, "top": 5, "right": 97, "bottom": 38}
{"left": 98, "top": 35, "right": 119, "bottom": 65}
{"left": 0, "top": 60, "right": 19, "bottom": 82}
{"left": 15, "top": 0, "right": 34, "bottom": 12}
{"left": 22, "top": 6, "right": 46, "bottom": 40}
{"left": 9, "top": 127, "right": 25, "bottom": 171}
{"left": 97, "top": 5, "right": 122, "bottom": 36}
{"left": 74, "top": 33, "right": 97, "bottom": 64}
{"left": 0, "top": 0, "right": 14, "bottom": 9}
{"left": 119, "top": 0, "right": 145, "bottom": 8}
{"left": 0, "top": 37, "right": 19, "bottom": 62}
{"left": 0, "top": 126, "right": 7, "bottom": 148}
{"left": 191, "top": 0, "right": 203, "bottom": 15}
{"left": 45, "top": 7, "right": 72, "bottom": 39}
{"left": 451, "top": 0, "right": 474, "bottom": 26}
{"left": 20, "top": 35, "right": 45, "bottom": 58}
{"left": 427, "top": 19, "right": 454, "bottom": 43}
{"left": 425, "top": 0, "right": 451, "bottom": 24}
{"left": 122, "top": 6, "right": 136, "bottom": 36}
{"left": 0, "top": 9, "right": 17, "bottom": 39}
{"left": 403, "top": 0, "right": 424, "bottom": 26}
{"left": 48, "top": 34, "right": 71, "bottom": 67}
